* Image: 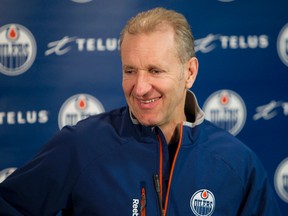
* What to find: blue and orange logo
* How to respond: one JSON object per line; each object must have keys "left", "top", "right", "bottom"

{"left": 0, "top": 24, "right": 37, "bottom": 76}
{"left": 190, "top": 189, "right": 215, "bottom": 216}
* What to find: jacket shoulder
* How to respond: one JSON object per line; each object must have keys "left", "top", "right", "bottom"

{"left": 197, "top": 120, "right": 267, "bottom": 187}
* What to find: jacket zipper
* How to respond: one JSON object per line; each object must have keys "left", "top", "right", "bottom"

{"left": 153, "top": 174, "right": 164, "bottom": 216}
{"left": 154, "top": 123, "right": 183, "bottom": 216}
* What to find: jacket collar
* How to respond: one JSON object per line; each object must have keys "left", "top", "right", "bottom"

{"left": 183, "top": 90, "right": 205, "bottom": 128}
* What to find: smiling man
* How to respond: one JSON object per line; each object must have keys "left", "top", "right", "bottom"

{"left": 121, "top": 22, "right": 198, "bottom": 143}
{"left": 0, "top": 7, "right": 281, "bottom": 216}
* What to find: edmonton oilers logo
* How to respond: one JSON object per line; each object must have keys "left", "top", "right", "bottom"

{"left": 190, "top": 189, "right": 215, "bottom": 216}
{"left": 0, "top": 24, "right": 37, "bottom": 76}
{"left": 58, "top": 94, "right": 104, "bottom": 129}
{"left": 203, "top": 90, "right": 246, "bottom": 136}
{"left": 277, "top": 23, "right": 288, "bottom": 67}
{"left": 274, "top": 157, "right": 288, "bottom": 203}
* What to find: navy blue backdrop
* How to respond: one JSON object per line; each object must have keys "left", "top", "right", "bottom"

{"left": 0, "top": 0, "right": 287, "bottom": 214}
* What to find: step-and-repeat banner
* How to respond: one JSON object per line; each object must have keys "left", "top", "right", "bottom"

{"left": 0, "top": 0, "right": 287, "bottom": 214}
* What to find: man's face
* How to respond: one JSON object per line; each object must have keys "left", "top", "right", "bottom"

{"left": 121, "top": 27, "right": 195, "bottom": 129}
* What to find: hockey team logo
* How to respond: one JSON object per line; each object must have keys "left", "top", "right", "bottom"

{"left": 274, "top": 157, "right": 288, "bottom": 203}
{"left": 190, "top": 189, "right": 215, "bottom": 216}
{"left": 277, "top": 23, "right": 288, "bottom": 67}
{"left": 203, "top": 90, "right": 246, "bottom": 136}
{"left": 0, "top": 24, "right": 37, "bottom": 76}
{"left": 58, "top": 94, "right": 104, "bottom": 129}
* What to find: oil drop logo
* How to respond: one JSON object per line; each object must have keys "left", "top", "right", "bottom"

{"left": 274, "top": 157, "right": 288, "bottom": 203}
{"left": 203, "top": 90, "right": 247, "bottom": 136}
{"left": 277, "top": 23, "right": 288, "bottom": 67}
{"left": 190, "top": 189, "right": 215, "bottom": 216}
{"left": 58, "top": 94, "right": 104, "bottom": 129}
{"left": 0, "top": 24, "right": 37, "bottom": 76}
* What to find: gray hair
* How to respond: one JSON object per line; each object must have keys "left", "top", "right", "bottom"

{"left": 120, "top": 7, "right": 195, "bottom": 64}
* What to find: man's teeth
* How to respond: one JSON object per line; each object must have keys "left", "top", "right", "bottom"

{"left": 141, "top": 98, "right": 159, "bottom": 104}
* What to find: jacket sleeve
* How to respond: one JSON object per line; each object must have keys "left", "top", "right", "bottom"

{"left": 0, "top": 127, "right": 79, "bottom": 216}
{"left": 238, "top": 152, "right": 281, "bottom": 216}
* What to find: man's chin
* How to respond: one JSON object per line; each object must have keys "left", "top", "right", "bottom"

{"left": 138, "top": 118, "right": 158, "bottom": 127}
{"left": 131, "top": 110, "right": 160, "bottom": 126}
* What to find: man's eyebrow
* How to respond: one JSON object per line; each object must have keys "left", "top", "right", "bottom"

{"left": 122, "top": 64, "right": 165, "bottom": 71}
{"left": 122, "top": 65, "right": 136, "bottom": 70}
{"left": 122, "top": 65, "right": 133, "bottom": 68}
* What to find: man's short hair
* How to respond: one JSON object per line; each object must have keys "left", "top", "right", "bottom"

{"left": 120, "top": 7, "right": 196, "bottom": 64}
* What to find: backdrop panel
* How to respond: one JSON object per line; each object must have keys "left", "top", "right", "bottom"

{"left": 0, "top": 0, "right": 287, "bottom": 214}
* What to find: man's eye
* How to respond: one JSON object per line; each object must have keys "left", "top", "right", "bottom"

{"left": 149, "top": 68, "right": 161, "bottom": 74}
{"left": 124, "top": 69, "right": 135, "bottom": 74}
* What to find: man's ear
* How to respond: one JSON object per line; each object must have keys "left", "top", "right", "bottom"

{"left": 185, "top": 57, "right": 198, "bottom": 89}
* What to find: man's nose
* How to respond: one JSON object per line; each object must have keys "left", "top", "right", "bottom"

{"left": 133, "top": 70, "right": 152, "bottom": 97}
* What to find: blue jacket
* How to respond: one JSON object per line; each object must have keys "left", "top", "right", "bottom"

{"left": 0, "top": 92, "right": 281, "bottom": 215}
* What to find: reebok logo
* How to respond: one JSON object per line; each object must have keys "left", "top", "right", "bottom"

{"left": 132, "top": 199, "right": 139, "bottom": 216}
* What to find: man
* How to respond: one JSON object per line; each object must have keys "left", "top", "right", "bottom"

{"left": 0, "top": 7, "right": 281, "bottom": 215}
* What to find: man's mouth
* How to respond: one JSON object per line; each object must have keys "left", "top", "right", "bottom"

{"left": 140, "top": 97, "right": 160, "bottom": 104}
